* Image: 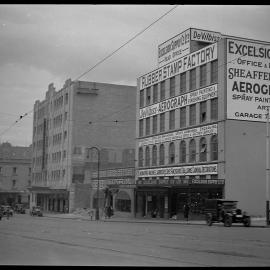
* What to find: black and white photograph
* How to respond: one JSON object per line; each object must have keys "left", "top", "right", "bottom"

{"left": 0, "top": 4, "right": 270, "bottom": 266}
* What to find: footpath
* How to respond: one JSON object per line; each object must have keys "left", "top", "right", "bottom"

{"left": 42, "top": 212, "right": 268, "bottom": 228}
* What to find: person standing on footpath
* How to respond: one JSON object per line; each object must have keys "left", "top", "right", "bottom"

{"left": 183, "top": 203, "right": 190, "bottom": 222}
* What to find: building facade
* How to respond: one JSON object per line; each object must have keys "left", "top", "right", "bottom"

{"left": 0, "top": 142, "right": 31, "bottom": 207}
{"left": 30, "top": 79, "right": 136, "bottom": 213}
{"left": 135, "top": 27, "right": 270, "bottom": 218}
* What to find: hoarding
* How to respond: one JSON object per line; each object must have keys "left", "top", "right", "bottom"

{"left": 92, "top": 178, "right": 135, "bottom": 189}
{"left": 227, "top": 38, "right": 270, "bottom": 122}
{"left": 138, "top": 164, "right": 218, "bottom": 178}
{"left": 158, "top": 29, "right": 190, "bottom": 67}
{"left": 139, "top": 84, "right": 217, "bottom": 119}
{"left": 139, "top": 43, "right": 217, "bottom": 90}
{"left": 138, "top": 124, "right": 217, "bottom": 147}
{"left": 190, "top": 28, "right": 221, "bottom": 43}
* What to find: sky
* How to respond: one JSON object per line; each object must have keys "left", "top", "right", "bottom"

{"left": 0, "top": 4, "right": 270, "bottom": 147}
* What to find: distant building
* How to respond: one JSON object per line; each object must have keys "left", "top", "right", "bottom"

{"left": 136, "top": 27, "right": 270, "bottom": 218}
{"left": 0, "top": 142, "right": 31, "bottom": 206}
{"left": 30, "top": 79, "right": 136, "bottom": 214}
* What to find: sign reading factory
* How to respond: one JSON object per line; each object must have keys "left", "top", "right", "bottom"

{"left": 138, "top": 124, "right": 217, "bottom": 147}
{"left": 140, "top": 43, "right": 217, "bottom": 90}
{"left": 138, "top": 164, "right": 218, "bottom": 178}
{"left": 137, "top": 178, "right": 224, "bottom": 186}
{"left": 139, "top": 84, "right": 217, "bottom": 119}
{"left": 227, "top": 38, "right": 270, "bottom": 122}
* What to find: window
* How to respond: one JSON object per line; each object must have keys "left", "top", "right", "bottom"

{"left": 169, "top": 110, "right": 175, "bottom": 130}
{"left": 64, "top": 112, "right": 68, "bottom": 122}
{"left": 190, "top": 68, "right": 196, "bottom": 90}
{"left": 146, "top": 117, "right": 150, "bottom": 135}
{"left": 139, "top": 119, "right": 144, "bottom": 137}
{"left": 180, "top": 107, "right": 186, "bottom": 128}
{"left": 160, "top": 113, "right": 165, "bottom": 132}
{"left": 152, "top": 145, "right": 157, "bottom": 166}
{"left": 146, "top": 87, "right": 151, "bottom": 105}
{"left": 0, "top": 167, "right": 2, "bottom": 173}
{"left": 160, "top": 81, "right": 165, "bottom": 100}
{"left": 13, "top": 167, "right": 17, "bottom": 174}
{"left": 12, "top": 179, "right": 16, "bottom": 187}
{"left": 200, "top": 101, "right": 207, "bottom": 123}
{"left": 180, "top": 72, "right": 186, "bottom": 93}
{"left": 62, "top": 169, "right": 65, "bottom": 178}
{"left": 64, "top": 130, "right": 67, "bottom": 140}
{"left": 152, "top": 115, "right": 157, "bottom": 134}
{"left": 138, "top": 148, "right": 143, "bottom": 167}
{"left": 153, "top": 84, "right": 158, "bottom": 103}
{"left": 145, "top": 146, "right": 150, "bottom": 167}
{"left": 211, "top": 98, "right": 218, "bottom": 121}
{"left": 159, "top": 144, "right": 165, "bottom": 165}
{"left": 211, "top": 60, "right": 218, "bottom": 84}
{"left": 140, "top": 90, "right": 144, "bottom": 108}
{"left": 189, "top": 139, "right": 196, "bottom": 163}
{"left": 63, "top": 150, "right": 66, "bottom": 159}
{"left": 169, "top": 142, "right": 175, "bottom": 164}
{"left": 73, "top": 146, "right": 82, "bottom": 155}
{"left": 200, "top": 64, "right": 207, "bottom": 87}
{"left": 170, "top": 77, "right": 175, "bottom": 97}
{"left": 210, "top": 135, "right": 218, "bottom": 161}
{"left": 65, "top": 93, "right": 68, "bottom": 104}
{"left": 179, "top": 141, "right": 186, "bottom": 163}
{"left": 199, "top": 137, "right": 207, "bottom": 162}
{"left": 189, "top": 104, "right": 196, "bottom": 126}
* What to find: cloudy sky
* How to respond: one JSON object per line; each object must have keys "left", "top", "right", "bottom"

{"left": 0, "top": 4, "right": 270, "bottom": 146}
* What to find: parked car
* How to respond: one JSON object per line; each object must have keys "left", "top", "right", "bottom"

{"left": 30, "top": 206, "right": 43, "bottom": 217}
{"left": 1, "top": 205, "right": 14, "bottom": 217}
{"left": 14, "top": 204, "right": 26, "bottom": 214}
{"left": 204, "top": 199, "right": 251, "bottom": 227}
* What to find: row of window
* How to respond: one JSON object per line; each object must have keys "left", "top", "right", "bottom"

{"left": 32, "top": 149, "right": 67, "bottom": 167}
{"left": 139, "top": 98, "right": 218, "bottom": 137}
{"left": 32, "top": 169, "right": 66, "bottom": 184}
{"left": 0, "top": 167, "right": 31, "bottom": 175}
{"left": 138, "top": 135, "right": 218, "bottom": 167}
{"left": 140, "top": 60, "right": 218, "bottom": 107}
{"left": 52, "top": 93, "right": 68, "bottom": 111}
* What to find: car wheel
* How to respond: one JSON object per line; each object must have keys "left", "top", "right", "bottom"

{"left": 206, "top": 214, "right": 213, "bottom": 226}
{"left": 224, "top": 215, "right": 232, "bottom": 227}
{"left": 243, "top": 216, "right": 251, "bottom": 227}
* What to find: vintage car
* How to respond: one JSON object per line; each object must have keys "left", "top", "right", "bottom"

{"left": 14, "top": 204, "right": 26, "bottom": 214}
{"left": 1, "top": 205, "right": 14, "bottom": 217}
{"left": 204, "top": 199, "right": 251, "bottom": 227}
{"left": 30, "top": 206, "right": 43, "bottom": 217}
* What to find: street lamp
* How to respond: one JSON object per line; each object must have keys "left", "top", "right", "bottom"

{"left": 89, "top": 146, "right": 100, "bottom": 221}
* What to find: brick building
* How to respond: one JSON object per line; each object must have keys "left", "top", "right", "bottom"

{"left": 0, "top": 142, "right": 31, "bottom": 207}
{"left": 30, "top": 79, "right": 136, "bottom": 213}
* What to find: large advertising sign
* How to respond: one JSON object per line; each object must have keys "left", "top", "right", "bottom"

{"left": 92, "top": 178, "right": 135, "bottom": 189}
{"left": 158, "top": 29, "right": 190, "bottom": 67}
{"left": 190, "top": 28, "right": 221, "bottom": 43}
{"left": 138, "top": 164, "right": 218, "bottom": 178}
{"left": 139, "top": 84, "right": 217, "bottom": 119}
{"left": 227, "top": 38, "right": 270, "bottom": 122}
{"left": 138, "top": 124, "right": 217, "bottom": 147}
{"left": 140, "top": 43, "right": 217, "bottom": 90}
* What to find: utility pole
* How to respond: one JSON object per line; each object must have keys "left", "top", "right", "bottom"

{"left": 266, "top": 108, "right": 270, "bottom": 226}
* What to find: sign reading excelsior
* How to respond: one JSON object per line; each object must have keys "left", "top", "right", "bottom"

{"left": 227, "top": 38, "right": 270, "bottom": 122}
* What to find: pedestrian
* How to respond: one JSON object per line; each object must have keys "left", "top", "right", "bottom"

{"left": 183, "top": 203, "right": 190, "bottom": 222}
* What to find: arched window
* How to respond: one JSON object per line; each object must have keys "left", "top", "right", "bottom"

{"left": 138, "top": 147, "right": 143, "bottom": 167}
{"left": 199, "top": 137, "right": 207, "bottom": 162}
{"left": 189, "top": 139, "right": 196, "bottom": 163}
{"left": 210, "top": 135, "right": 218, "bottom": 161}
{"left": 152, "top": 145, "right": 157, "bottom": 166}
{"left": 145, "top": 146, "right": 150, "bottom": 166}
{"left": 159, "top": 144, "right": 165, "bottom": 165}
{"left": 179, "top": 140, "right": 186, "bottom": 163}
{"left": 169, "top": 142, "right": 175, "bottom": 164}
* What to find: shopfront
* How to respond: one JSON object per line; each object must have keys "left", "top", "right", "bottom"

{"left": 135, "top": 178, "right": 224, "bottom": 219}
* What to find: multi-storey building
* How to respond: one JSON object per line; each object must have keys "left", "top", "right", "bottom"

{"left": 135, "top": 27, "right": 270, "bottom": 218}
{"left": 30, "top": 79, "right": 136, "bottom": 213}
{"left": 0, "top": 142, "right": 31, "bottom": 207}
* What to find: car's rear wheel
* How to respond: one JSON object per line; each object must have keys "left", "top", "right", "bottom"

{"left": 224, "top": 215, "right": 232, "bottom": 227}
{"left": 243, "top": 216, "right": 251, "bottom": 227}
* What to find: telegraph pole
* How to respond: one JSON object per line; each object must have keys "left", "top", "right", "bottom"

{"left": 266, "top": 108, "right": 270, "bottom": 226}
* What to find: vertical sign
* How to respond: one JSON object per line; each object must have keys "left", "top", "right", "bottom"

{"left": 227, "top": 38, "right": 270, "bottom": 122}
